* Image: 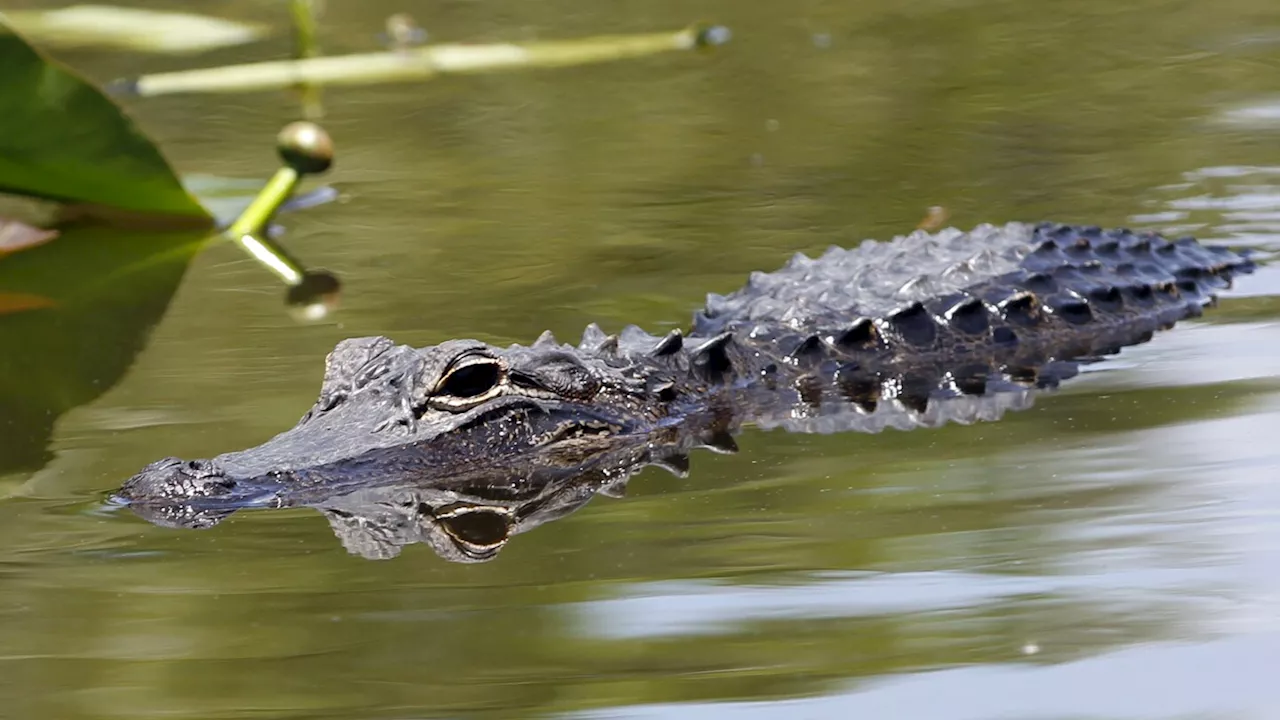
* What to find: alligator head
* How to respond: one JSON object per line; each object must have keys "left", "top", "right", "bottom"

{"left": 118, "top": 334, "right": 676, "bottom": 508}
{"left": 119, "top": 383, "right": 719, "bottom": 562}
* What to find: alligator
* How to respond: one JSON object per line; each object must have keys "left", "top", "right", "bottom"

{"left": 116, "top": 222, "right": 1255, "bottom": 558}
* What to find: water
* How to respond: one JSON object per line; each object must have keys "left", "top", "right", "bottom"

{"left": 3, "top": 0, "right": 1280, "bottom": 717}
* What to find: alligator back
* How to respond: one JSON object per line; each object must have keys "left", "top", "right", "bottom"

{"left": 588, "top": 222, "right": 1254, "bottom": 433}
{"left": 694, "top": 222, "right": 1246, "bottom": 351}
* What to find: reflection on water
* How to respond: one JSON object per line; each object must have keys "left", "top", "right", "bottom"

{"left": 2, "top": 0, "right": 1280, "bottom": 718}
{"left": 572, "top": 633, "right": 1280, "bottom": 719}
{"left": 1137, "top": 166, "right": 1280, "bottom": 247}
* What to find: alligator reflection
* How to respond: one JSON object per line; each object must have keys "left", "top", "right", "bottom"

{"left": 123, "top": 384, "right": 1040, "bottom": 562}
{"left": 123, "top": 405, "right": 750, "bottom": 561}
{"left": 310, "top": 430, "right": 732, "bottom": 562}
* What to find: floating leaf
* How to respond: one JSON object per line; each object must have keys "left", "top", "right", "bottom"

{"left": 0, "top": 5, "right": 268, "bottom": 54}
{"left": 0, "top": 22, "right": 211, "bottom": 221}
{"left": 112, "top": 24, "right": 730, "bottom": 97}
{"left": 0, "top": 218, "right": 58, "bottom": 255}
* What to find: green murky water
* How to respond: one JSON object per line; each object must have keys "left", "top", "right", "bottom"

{"left": 3, "top": 0, "right": 1280, "bottom": 717}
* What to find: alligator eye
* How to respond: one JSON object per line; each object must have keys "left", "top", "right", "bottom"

{"left": 430, "top": 355, "right": 506, "bottom": 409}
{"left": 440, "top": 362, "right": 500, "bottom": 397}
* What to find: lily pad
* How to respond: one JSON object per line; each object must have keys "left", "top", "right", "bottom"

{"left": 0, "top": 22, "right": 210, "bottom": 221}
{"left": 0, "top": 5, "right": 268, "bottom": 54}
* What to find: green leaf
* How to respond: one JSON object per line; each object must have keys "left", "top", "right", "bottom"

{"left": 0, "top": 22, "right": 210, "bottom": 220}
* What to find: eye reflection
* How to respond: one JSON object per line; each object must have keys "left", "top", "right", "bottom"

{"left": 431, "top": 503, "right": 514, "bottom": 557}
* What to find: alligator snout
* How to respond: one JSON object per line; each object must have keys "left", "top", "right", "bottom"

{"left": 117, "top": 457, "right": 237, "bottom": 505}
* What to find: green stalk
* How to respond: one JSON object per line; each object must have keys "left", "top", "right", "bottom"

{"left": 118, "top": 24, "right": 728, "bottom": 96}
{"left": 228, "top": 231, "right": 307, "bottom": 286}
{"left": 289, "top": 0, "right": 324, "bottom": 118}
{"left": 224, "top": 166, "right": 299, "bottom": 239}
{"left": 223, "top": 122, "right": 334, "bottom": 290}
{"left": 289, "top": 0, "right": 321, "bottom": 58}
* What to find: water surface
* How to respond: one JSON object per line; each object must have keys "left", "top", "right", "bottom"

{"left": 3, "top": 0, "right": 1280, "bottom": 717}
